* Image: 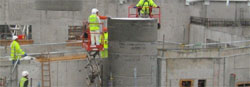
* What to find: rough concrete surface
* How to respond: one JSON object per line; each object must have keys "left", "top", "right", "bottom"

{"left": 0, "top": 60, "right": 88, "bottom": 87}
{"left": 1, "top": 0, "right": 250, "bottom": 87}
{"left": 108, "top": 18, "right": 158, "bottom": 87}
{"left": 108, "top": 18, "right": 157, "bottom": 42}
{"left": 164, "top": 47, "right": 250, "bottom": 87}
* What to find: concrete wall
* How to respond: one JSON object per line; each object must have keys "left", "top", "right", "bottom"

{"left": 205, "top": 2, "right": 250, "bottom": 20}
{"left": 166, "top": 58, "right": 220, "bottom": 87}
{"left": 188, "top": 2, "right": 250, "bottom": 46}
{"left": 0, "top": 59, "right": 88, "bottom": 87}
{"left": 163, "top": 47, "right": 250, "bottom": 87}
{"left": 189, "top": 24, "right": 249, "bottom": 47}
{"left": 2, "top": 0, "right": 250, "bottom": 87}
{"left": 108, "top": 18, "right": 158, "bottom": 87}
{"left": 0, "top": 0, "right": 204, "bottom": 44}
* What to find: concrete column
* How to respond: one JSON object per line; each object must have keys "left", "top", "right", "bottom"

{"left": 108, "top": 18, "right": 158, "bottom": 87}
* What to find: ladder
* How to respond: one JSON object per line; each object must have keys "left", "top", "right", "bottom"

{"left": 41, "top": 58, "right": 51, "bottom": 87}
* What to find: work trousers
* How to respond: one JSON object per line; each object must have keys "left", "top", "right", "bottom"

{"left": 100, "top": 49, "right": 108, "bottom": 58}
{"left": 90, "top": 30, "right": 100, "bottom": 45}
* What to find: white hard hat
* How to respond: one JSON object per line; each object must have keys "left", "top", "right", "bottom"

{"left": 12, "top": 36, "right": 18, "bottom": 40}
{"left": 22, "top": 71, "right": 29, "bottom": 76}
{"left": 91, "top": 8, "right": 99, "bottom": 14}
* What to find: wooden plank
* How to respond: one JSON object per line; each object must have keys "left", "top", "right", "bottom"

{"left": 66, "top": 40, "right": 82, "bottom": 46}
{"left": 36, "top": 54, "right": 87, "bottom": 62}
{"left": 0, "top": 40, "right": 34, "bottom": 46}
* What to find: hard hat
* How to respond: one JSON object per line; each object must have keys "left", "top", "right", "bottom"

{"left": 91, "top": 8, "right": 99, "bottom": 14}
{"left": 22, "top": 71, "right": 29, "bottom": 76}
{"left": 103, "top": 27, "right": 108, "bottom": 32}
{"left": 12, "top": 36, "right": 18, "bottom": 40}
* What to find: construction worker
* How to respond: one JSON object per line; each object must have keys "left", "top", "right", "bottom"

{"left": 135, "top": 0, "right": 159, "bottom": 17}
{"left": 88, "top": 8, "right": 101, "bottom": 46}
{"left": 20, "top": 71, "right": 29, "bottom": 87}
{"left": 10, "top": 36, "right": 27, "bottom": 64}
{"left": 100, "top": 28, "right": 108, "bottom": 58}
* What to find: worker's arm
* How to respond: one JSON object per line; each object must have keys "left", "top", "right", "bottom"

{"left": 23, "top": 80, "right": 28, "bottom": 87}
{"left": 88, "top": 16, "right": 91, "bottom": 22}
{"left": 16, "top": 43, "right": 25, "bottom": 55}
{"left": 99, "top": 16, "right": 108, "bottom": 20}
{"left": 136, "top": 0, "right": 143, "bottom": 7}
{"left": 149, "top": 0, "right": 158, "bottom": 7}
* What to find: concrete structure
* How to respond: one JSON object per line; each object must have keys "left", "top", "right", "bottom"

{"left": 0, "top": 59, "right": 89, "bottom": 87}
{"left": 162, "top": 46, "right": 250, "bottom": 87}
{"left": 108, "top": 18, "right": 158, "bottom": 87}
{"left": 0, "top": 41, "right": 87, "bottom": 87}
{"left": 0, "top": 0, "right": 195, "bottom": 44}
{"left": 1, "top": 0, "right": 250, "bottom": 87}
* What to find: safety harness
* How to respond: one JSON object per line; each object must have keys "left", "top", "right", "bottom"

{"left": 140, "top": 0, "right": 152, "bottom": 15}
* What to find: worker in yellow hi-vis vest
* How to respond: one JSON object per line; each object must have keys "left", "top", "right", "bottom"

{"left": 19, "top": 71, "right": 29, "bottom": 87}
{"left": 100, "top": 27, "right": 108, "bottom": 58}
{"left": 135, "top": 0, "right": 159, "bottom": 17}
{"left": 10, "top": 36, "right": 27, "bottom": 64}
{"left": 88, "top": 8, "right": 101, "bottom": 46}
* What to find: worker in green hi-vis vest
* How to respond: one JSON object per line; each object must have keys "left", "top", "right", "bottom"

{"left": 100, "top": 28, "right": 108, "bottom": 58}
{"left": 19, "top": 71, "right": 29, "bottom": 87}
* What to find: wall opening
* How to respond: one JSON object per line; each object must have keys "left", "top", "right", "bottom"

{"left": 0, "top": 25, "right": 32, "bottom": 40}
{"left": 237, "top": 82, "right": 250, "bottom": 87}
{"left": 68, "top": 25, "right": 83, "bottom": 40}
{"left": 180, "top": 79, "right": 193, "bottom": 87}
{"left": 198, "top": 80, "right": 206, "bottom": 87}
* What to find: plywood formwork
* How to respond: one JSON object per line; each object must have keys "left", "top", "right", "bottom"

{"left": 36, "top": 54, "right": 87, "bottom": 62}
{"left": 0, "top": 40, "right": 34, "bottom": 46}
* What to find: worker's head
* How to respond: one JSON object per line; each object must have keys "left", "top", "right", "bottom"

{"left": 12, "top": 36, "right": 18, "bottom": 41}
{"left": 91, "top": 8, "right": 99, "bottom": 15}
{"left": 103, "top": 27, "right": 108, "bottom": 32}
{"left": 22, "top": 71, "right": 29, "bottom": 77}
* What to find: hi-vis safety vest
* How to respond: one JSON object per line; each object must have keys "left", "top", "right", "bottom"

{"left": 136, "top": 0, "right": 157, "bottom": 14}
{"left": 10, "top": 40, "right": 25, "bottom": 60}
{"left": 100, "top": 32, "right": 108, "bottom": 48}
{"left": 88, "top": 14, "right": 100, "bottom": 31}
{"left": 100, "top": 32, "right": 108, "bottom": 58}
{"left": 103, "top": 32, "right": 108, "bottom": 49}
{"left": 19, "top": 77, "right": 28, "bottom": 87}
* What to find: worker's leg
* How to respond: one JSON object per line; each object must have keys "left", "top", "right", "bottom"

{"left": 95, "top": 30, "right": 100, "bottom": 45}
{"left": 90, "top": 31, "right": 95, "bottom": 45}
{"left": 100, "top": 51, "right": 104, "bottom": 58}
{"left": 104, "top": 49, "right": 108, "bottom": 58}
{"left": 149, "top": 7, "right": 152, "bottom": 17}
{"left": 12, "top": 60, "right": 16, "bottom": 65}
{"left": 100, "top": 49, "right": 108, "bottom": 58}
{"left": 12, "top": 60, "right": 20, "bottom": 65}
